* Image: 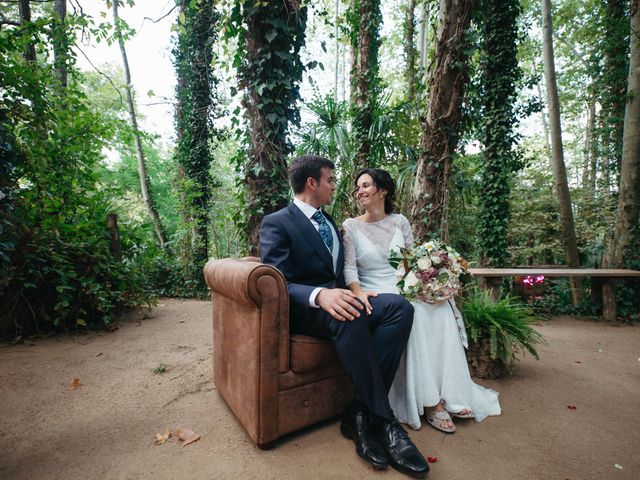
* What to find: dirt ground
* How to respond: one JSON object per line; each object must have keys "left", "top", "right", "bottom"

{"left": 1, "top": 298, "right": 639, "bottom": 480}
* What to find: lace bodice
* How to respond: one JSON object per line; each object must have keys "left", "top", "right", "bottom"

{"left": 342, "top": 214, "right": 414, "bottom": 293}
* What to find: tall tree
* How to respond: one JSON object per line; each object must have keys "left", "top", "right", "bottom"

{"left": 410, "top": 0, "right": 477, "bottom": 241}
{"left": 112, "top": 0, "right": 167, "bottom": 249}
{"left": 349, "top": 0, "right": 382, "bottom": 169}
{"left": 17, "top": 0, "right": 35, "bottom": 62}
{"left": 53, "top": 0, "right": 67, "bottom": 88}
{"left": 541, "top": 0, "right": 581, "bottom": 302}
{"left": 234, "top": 1, "right": 308, "bottom": 253}
{"left": 173, "top": 0, "right": 219, "bottom": 272}
{"left": 405, "top": 0, "right": 417, "bottom": 102}
{"left": 477, "top": 0, "right": 522, "bottom": 267}
{"left": 602, "top": 0, "right": 640, "bottom": 319}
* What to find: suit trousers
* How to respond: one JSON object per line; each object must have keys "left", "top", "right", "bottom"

{"left": 292, "top": 293, "right": 414, "bottom": 420}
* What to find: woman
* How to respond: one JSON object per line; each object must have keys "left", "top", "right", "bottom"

{"left": 342, "top": 168, "right": 501, "bottom": 432}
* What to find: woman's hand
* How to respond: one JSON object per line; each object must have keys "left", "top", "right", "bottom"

{"left": 355, "top": 290, "right": 378, "bottom": 315}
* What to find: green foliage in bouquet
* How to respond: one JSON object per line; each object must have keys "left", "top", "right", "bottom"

{"left": 461, "top": 289, "right": 546, "bottom": 377}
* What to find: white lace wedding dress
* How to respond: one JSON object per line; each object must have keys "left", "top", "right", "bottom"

{"left": 343, "top": 214, "right": 501, "bottom": 430}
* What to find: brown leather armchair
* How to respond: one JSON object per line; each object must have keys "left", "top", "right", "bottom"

{"left": 204, "top": 257, "right": 354, "bottom": 449}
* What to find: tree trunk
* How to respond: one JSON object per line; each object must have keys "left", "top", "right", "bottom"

{"left": 351, "top": 0, "right": 382, "bottom": 170}
{"left": 240, "top": 1, "right": 307, "bottom": 253}
{"left": 417, "top": 1, "right": 427, "bottom": 70}
{"left": 410, "top": 0, "right": 476, "bottom": 242}
{"left": 112, "top": 0, "right": 166, "bottom": 249}
{"left": 53, "top": 0, "right": 68, "bottom": 88}
{"left": 405, "top": 0, "right": 416, "bottom": 102}
{"left": 541, "top": 0, "right": 581, "bottom": 303}
{"left": 334, "top": 0, "right": 340, "bottom": 101}
{"left": 603, "top": 0, "right": 640, "bottom": 320}
{"left": 17, "top": 0, "right": 36, "bottom": 62}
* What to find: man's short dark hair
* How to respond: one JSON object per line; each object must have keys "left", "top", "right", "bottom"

{"left": 289, "top": 155, "right": 335, "bottom": 194}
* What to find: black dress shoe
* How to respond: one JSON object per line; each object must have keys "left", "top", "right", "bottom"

{"left": 340, "top": 411, "right": 389, "bottom": 470}
{"left": 373, "top": 420, "right": 429, "bottom": 478}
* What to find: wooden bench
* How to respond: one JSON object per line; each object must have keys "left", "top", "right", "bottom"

{"left": 468, "top": 268, "right": 640, "bottom": 321}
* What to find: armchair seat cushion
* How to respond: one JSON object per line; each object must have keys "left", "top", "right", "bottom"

{"left": 289, "top": 334, "right": 341, "bottom": 373}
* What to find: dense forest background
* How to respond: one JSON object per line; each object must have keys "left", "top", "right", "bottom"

{"left": 1, "top": 0, "right": 639, "bottom": 338}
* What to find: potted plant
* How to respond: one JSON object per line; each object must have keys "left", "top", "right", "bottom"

{"left": 460, "top": 289, "right": 547, "bottom": 379}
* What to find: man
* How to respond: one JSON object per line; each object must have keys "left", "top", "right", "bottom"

{"left": 259, "top": 155, "right": 429, "bottom": 478}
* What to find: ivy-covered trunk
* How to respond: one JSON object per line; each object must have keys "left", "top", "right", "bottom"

{"left": 477, "top": 0, "right": 522, "bottom": 267}
{"left": 237, "top": 1, "right": 307, "bottom": 254}
{"left": 602, "top": 0, "right": 640, "bottom": 320}
{"left": 541, "top": 0, "right": 581, "bottom": 303}
{"left": 410, "top": 0, "right": 476, "bottom": 242}
{"left": 173, "top": 0, "right": 219, "bottom": 278}
{"left": 349, "top": 0, "right": 382, "bottom": 170}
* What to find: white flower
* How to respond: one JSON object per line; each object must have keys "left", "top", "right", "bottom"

{"left": 430, "top": 255, "right": 441, "bottom": 265}
{"left": 417, "top": 256, "right": 432, "bottom": 270}
{"left": 395, "top": 264, "right": 406, "bottom": 279}
{"left": 404, "top": 271, "right": 420, "bottom": 288}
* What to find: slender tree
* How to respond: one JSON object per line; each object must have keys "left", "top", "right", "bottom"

{"left": 410, "top": 0, "right": 477, "bottom": 241}
{"left": 602, "top": 0, "right": 640, "bottom": 319}
{"left": 53, "top": 0, "right": 67, "bottom": 88}
{"left": 173, "top": 0, "right": 219, "bottom": 271}
{"left": 234, "top": 1, "right": 308, "bottom": 253}
{"left": 17, "top": 0, "right": 35, "bottom": 62}
{"left": 541, "top": 0, "right": 581, "bottom": 302}
{"left": 349, "top": 0, "right": 382, "bottom": 169}
{"left": 405, "top": 0, "right": 417, "bottom": 102}
{"left": 112, "top": 0, "right": 166, "bottom": 249}
{"left": 477, "top": 0, "right": 522, "bottom": 267}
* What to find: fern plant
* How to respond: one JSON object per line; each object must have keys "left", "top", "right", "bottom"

{"left": 461, "top": 288, "right": 547, "bottom": 377}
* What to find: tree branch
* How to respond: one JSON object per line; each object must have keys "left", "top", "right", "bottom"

{"left": 73, "top": 42, "right": 124, "bottom": 107}
{"left": 141, "top": 3, "right": 177, "bottom": 26}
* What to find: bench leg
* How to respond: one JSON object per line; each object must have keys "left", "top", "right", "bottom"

{"left": 602, "top": 280, "right": 617, "bottom": 321}
{"left": 480, "top": 277, "right": 502, "bottom": 301}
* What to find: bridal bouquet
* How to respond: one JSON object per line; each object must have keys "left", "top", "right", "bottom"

{"left": 388, "top": 240, "right": 468, "bottom": 303}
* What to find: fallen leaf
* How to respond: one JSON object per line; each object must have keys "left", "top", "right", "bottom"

{"left": 575, "top": 361, "right": 581, "bottom": 363}
{"left": 614, "top": 464, "right": 623, "bottom": 470}
{"left": 177, "top": 428, "right": 201, "bottom": 447}
{"left": 67, "top": 378, "right": 82, "bottom": 390}
{"left": 95, "top": 352, "right": 103, "bottom": 357}
{"left": 567, "top": 405, "right": 577, "bottom": 410}
{"left": 427, "top": 456, "right": 438, "bottom": 463}
{"left": 178, "top": 320, "right": 185, "bottom": 323}
{"left": 154, "top": 429, "right": 171, "bottom": 445}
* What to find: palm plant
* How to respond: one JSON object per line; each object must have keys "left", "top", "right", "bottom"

{"left": 461, "top": 288, "right": 547, "bottom": 378}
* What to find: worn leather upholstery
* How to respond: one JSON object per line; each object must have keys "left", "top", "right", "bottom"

{"left": 204, "top": 257, "right": 354, "bottom": 448}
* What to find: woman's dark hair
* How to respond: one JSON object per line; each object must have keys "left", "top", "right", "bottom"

{"left": 289, "top": 155, "right": 335, "bottom": 194}
{"left": 353, "top": 168, "right": 397, "bottom": 214}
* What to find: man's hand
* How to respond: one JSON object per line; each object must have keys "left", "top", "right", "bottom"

{"left": 316, "top": 288, "right": 364, "bottom": 321}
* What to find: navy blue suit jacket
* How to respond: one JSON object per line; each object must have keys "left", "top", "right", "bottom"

{"left": 259, "top": 203, "right": 345, "bottom": 321}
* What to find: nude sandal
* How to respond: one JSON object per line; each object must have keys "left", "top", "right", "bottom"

{"left": 426, "top": 410, "right": 456, "bottom": 433}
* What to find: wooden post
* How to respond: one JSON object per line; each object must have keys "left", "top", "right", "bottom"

{"left": 602, "top": 281, "right": 617, "bottom": 321}
{"left": 107, "top": 213, "right": 121, "bottom": 261}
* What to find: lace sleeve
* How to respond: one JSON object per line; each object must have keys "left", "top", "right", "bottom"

{"left": 342, "top": 219, "right": 360, "bottom": 286}
{"left": 398, "top": 214, "right": 415, "bottom": 248}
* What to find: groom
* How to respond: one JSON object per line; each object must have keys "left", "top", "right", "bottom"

{"left": 259, "top": 155, "right": 429, "bottom": 478}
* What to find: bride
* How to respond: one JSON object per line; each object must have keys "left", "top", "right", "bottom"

{"left": 342, "top": 168, "right": 501, "bottom": 432}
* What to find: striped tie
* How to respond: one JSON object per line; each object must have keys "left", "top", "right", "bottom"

{"left": 312, "top": 210, "right": 333, "bottom": 251}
